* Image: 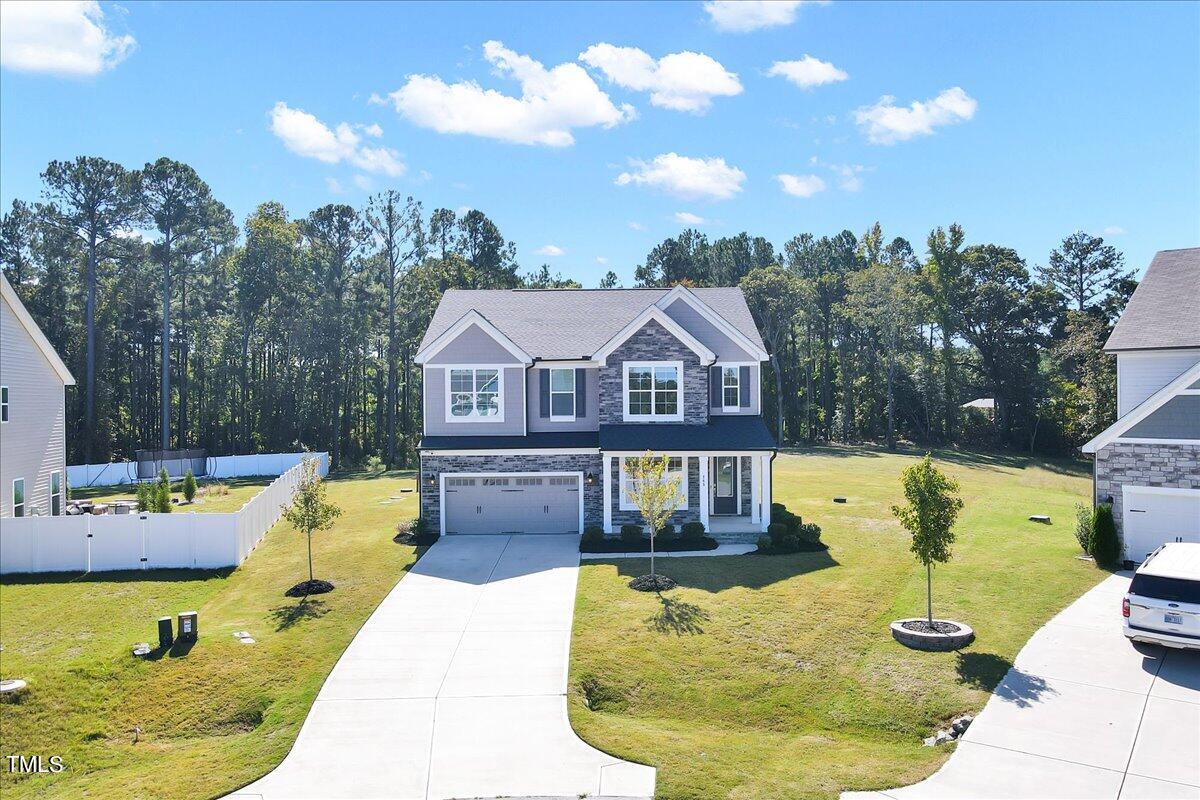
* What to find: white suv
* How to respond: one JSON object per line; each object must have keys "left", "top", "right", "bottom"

{"left": 1123, "top": 542, "right": 1200, "bottom": 650}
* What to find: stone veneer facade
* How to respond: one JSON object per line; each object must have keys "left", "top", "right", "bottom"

{"left": 598, "top": 320, "right": 709, "bottom": 426}
{"left": 420, "top": 453, "right": 603, "bottom": 528}
{"left": 608, "top": 455, "right": 703, "bottom": 530}
{"left": 1094, "top": 442, "right": 1200, "bottom": 542}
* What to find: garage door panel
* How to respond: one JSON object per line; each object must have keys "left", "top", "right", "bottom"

{"left": 1122, "top": 487, "right": 1200, "bottom": 562}
{"left": 444, "top": 475, "right": 579, "bottom": 535}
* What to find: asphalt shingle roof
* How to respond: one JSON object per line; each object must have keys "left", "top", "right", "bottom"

{"left": 1105, "top": 248, "right": 1200, "bottom": 352}
{"left": 599, "top": 416, "right": 777, "bottom": 451}
{"left": 419, "top": 431, "right": 600, "bottom": 450}
{"left": 418, "top": 287, "right": 766, "bottom": 361}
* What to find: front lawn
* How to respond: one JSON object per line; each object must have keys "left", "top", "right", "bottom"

{"left": 69, "top": 475, "right": 275, "bottom": 514}
{"left": 0, "top": 470, "right": 420, "bottom": 800}
{"left": 568, "top": 446, "right": 1103, "bottom": 800}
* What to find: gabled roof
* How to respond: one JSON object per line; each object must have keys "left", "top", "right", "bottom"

{"left": 1105, "top": 248, "right": 1200, "bottom": 352}
{"left": 417, "top": 286, "right": 767, "bottom": 362}
{"left": 592, "top": 305, "right": 715, "bottom": 366}
{"left": 1, "top": 273, "right": 75, "bottom": 385}
{"left": 414, "top": 309, "right": 533, "bottom": 365}
{"left": 600, "top": 416, "right": 777, "bottom": 451}
{"left": 1081, "top": 360, "right": 1200, "bottom": 453}
{"left": 655, "top": 285, "right": 770, "bottom": 361}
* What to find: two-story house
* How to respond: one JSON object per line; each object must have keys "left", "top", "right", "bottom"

{"left": 1, "top": 273, "right": 75, "bottom": 518}
{"left": 1082, "top": 247, "right": 1200, "bottom": 562}
{"left": 416, "top": 285, "right": 776, "bottom": 538}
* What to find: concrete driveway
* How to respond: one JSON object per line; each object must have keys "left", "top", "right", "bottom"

{"left": 231, "top": 535, "right": 654, "bottom": 800}
{"left": 847, "top": 573, "right": 1200, "bottom": 800}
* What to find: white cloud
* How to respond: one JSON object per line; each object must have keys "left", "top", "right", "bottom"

{"left": 596, "top": 256, "right": 609, "bottom": 265}
{"left": 807, "top": 157, "right": 869, "bottom": 191}
{"left": 387, "top": 40, "right": 635, "bottom": 147}
{"left": 361, "top": 123, "right": 384, "bottom": 137}
{"left": 616, "top": 153, "right": 746, "bottom": 201}
{"left": 535, "top": 244, "right": 565, "bottom": 256}
{"left": 1101, "top": 225, "right": 1127, "bottom": 236}
{"left": 674, "top": 211, "right": 708, "bottom": 225}
{"left": 352, "top": 174, "right": 373, "bottom": 191}
{"left": 767, "top": 55, "right": 847, "bottom": 89}
{"left": 854, "top": 87, "right": 977, "bottom": 145}
{"left": 579, "top": 43, "right": 741, "bottom": 113}
{"left": 628, "top": 221, "right": 647, "bottom": 231}
{"left": 326, "top": 177, "right": 346, "bottom": 194}
{"left": 1, "top": 1, "right": 135, "bottom": 77}
{"left": 776, "top": 174, "right": 826, "bottom": 198}
{"left": 704, "top": 1, "right": 825, "bottom": 33}
{"left": 270, "top": 102, "right": 406, "bottom": 176}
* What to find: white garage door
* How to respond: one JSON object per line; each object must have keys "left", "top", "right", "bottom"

{"left": 443, "top": 475, "right": 580, "bottom": 535}
{"left": 1122, "top": 486, "right": 1200, "bottom": 562}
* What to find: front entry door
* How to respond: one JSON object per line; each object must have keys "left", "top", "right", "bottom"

{"left": 714, "top": 456, "right": 736, "bottom": 515}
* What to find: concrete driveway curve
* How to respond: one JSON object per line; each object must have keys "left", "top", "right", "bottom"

{"left": 231, "top": 534, "right": 655, "bottom": 800}
{"left": 846, "top": 573, "right": 1200, "bottom": 800}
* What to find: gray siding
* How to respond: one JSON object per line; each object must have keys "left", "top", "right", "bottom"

{"left": 1094, "top": 442, "right": 1200, "bottom": 544}
{"left": 662, "top": 298, "right": 756, "bottom": 361}
{"left": 1116, "top": 350, "right": 1200, "bottom": 417}
{"left": 426, "top": 323, "right": 524, "bottom": 365}
{"left": 526, "top": 367, "right": 599, "bottom": 432}
{"left": 1, "top": 294, "right": 68, "bottom": 517}
{"left": 420, "top": 453, "right": 603, "bottom": 529}
{"left": 709, "top": 363, "right": 762, "bottom": 416}
{"left": 598, "top": 320, "right": 708, "bottom": 425}
{"left": 1124, "top": 395, "right": 1200, "bottom": 439}
{"left": 423, "top": 365, "right": 526, "bottom": 436}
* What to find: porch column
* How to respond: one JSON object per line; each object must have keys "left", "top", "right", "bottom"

{"left": 750, "top": 454, "right": 761, "bottom": 525}
{"left": 760, "top": 454, "right": 772, "bottom": 532}
{"left": 602, "top": 455, "right": 613, "bottom": 533}
{"left": 698, "top": 455, "right": 710, "bottom": 529}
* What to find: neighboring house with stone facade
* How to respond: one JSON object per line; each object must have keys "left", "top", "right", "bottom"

{"left": 1082, "top": 247, "right": 1200, "bottom": 562}
{"left": 415, "top": 285, "right": 776, "bottom": 539}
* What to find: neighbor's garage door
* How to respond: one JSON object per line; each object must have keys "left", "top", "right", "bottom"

{"left": 1122, "top": 486, "right": 1200, "bottom": 562}
{"left": 444, "top": 475, "right": 580, "bottom": 535}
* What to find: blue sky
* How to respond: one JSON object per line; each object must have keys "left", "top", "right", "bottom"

{"left": 2, "top": 0, "right": 1197, "bottom": 285}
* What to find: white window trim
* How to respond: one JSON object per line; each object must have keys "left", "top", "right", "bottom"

{"left": 443, "top": 365, "right": 506, "bottom": 424}
{"left": 713, "top": 361, "right": 757, "bottom": 413}
{"left": 618, "top": 456, "right": 688, "bottom": 512}
{"left": 1, "top": 385, "right": 8, "bottom": 423}
{"left": 549, "top": 367, "right": 576, "bottom": 422}
{"left": 50, "top": 471, "right": 62, "bottom": 516}
{"left": 721, "top": 365, "right": 740, "bottom": 411}
{"left": 623, "top": 360, "right": 685, "bottom": 422}
{"left": 12, "top": 478, "right": 25, "bottom": 518}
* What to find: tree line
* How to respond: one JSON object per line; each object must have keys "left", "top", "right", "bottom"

{"left": 1, "top": 155, "right": 1129, "bottom": 468}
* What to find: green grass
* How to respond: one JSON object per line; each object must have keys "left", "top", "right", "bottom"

{"left": 0, "top": 470, "right": 420, "bottom": 800}
{"left": 69, "top": 476, "right": 275, "bottom": 514}
{"left": 568, "top": 446, "right": 1105, "bottom": 800}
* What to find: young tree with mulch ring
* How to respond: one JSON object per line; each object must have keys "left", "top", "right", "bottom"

{"left": 892, "top": 454, "right": 963, "bottom": 625}
{"left": 626, "top": 451, "right": 682, "bottom": 592}
{"left": 283, "top": 458, "right": 342, "bottom": 596}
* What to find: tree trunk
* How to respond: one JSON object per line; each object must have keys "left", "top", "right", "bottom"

{"left": 85, "top": 232, "right": 97, "bottom": 462}
{"left": 926, "top": 563, "right": 933, "bottom": 624}
{"left": 942, "top": 325, "right": 956, "bottom": 442}
{"left": 161, "top": 229, "right": 172, "bottom": 450}
{"left": 386, "top": 273, "right": 398, "bottom": 467}
{"left": 307, "top": 530, "right": 314, "bottom": 583}
{"left": 770, "top": 350, "right": 785, "bottom": 444}
{"left": 886, "top": 356, "right": 896, "bottom": 451}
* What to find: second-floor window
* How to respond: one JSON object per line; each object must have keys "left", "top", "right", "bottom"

{"left": 447, "top": 367, "right": 503, "bottom": 421}
{"left": 1, "top": 385, "right": 8, "bottom": 422}
{"left": 550, "top": 368, "right": 576, "bottom": 420}
{"left": 624, "top": 361, "right": 683, "bottom": 421}
{"left": 722, "top": 367, "right": 740, "bottom": 409}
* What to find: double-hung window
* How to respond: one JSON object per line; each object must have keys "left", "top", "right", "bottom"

{"left": 1, "top": 386, "right": 8, "bottom": 422}
{"left": 624, "top": 361, "right": 682, "bottom": 421}
{"left": 447, "top": 367, "right": 502, "bottom": 422}
{"left": 550, "top": 368, "right": 575, "bottom": 420}
{"left": 12, "top": 478, "right": 25, "bottom": 518}
{"left": 619, "top": 456, "right": 687, "bottom": 511}
{"left": 721, "top": 367, "right": 740, "bottom": 410}
{"left": 51, "top": 471, "right": 63, "bottom": 516}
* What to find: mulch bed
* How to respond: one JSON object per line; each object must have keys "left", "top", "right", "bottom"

{"left": 582, "top": 536, "right": 719, "bottom": 554}
{"left": 393, "top": 532, "right": 440, "bottom": 546}
{"left": 754, "top": 540, "right": 829, "bottom": 555}
{"left": 901, "top": 619, "right": 962, "bottom": 635}
{"left": 285, "top": 579, "right": 335, "bottom": 597}
{"left": 628, "top": 574, "right": 678, "bottom": 592}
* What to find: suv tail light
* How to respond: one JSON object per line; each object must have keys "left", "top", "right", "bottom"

{"left": 1122, "top": 596, "right": 1130, "bottom": 618}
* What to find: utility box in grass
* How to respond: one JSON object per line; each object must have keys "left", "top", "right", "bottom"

{"left": 177, "top": 611, "right": 198, "bottom": 643}
{"left": 158, "top": 616, "right": 173, "bottom": 649}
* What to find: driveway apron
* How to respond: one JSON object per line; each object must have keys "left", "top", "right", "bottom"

{"left": 846, "top": 573, "right": 1200, "bottom": 800}
{"left": 231, "top": 534, "right": 655, "bottom": 800}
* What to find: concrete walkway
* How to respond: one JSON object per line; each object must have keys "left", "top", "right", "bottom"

{"left": 231, "top": 535, "right": 655, "bottom": 800}
{"left": 846, "top": 573, "right": 1200, "bottom": 800}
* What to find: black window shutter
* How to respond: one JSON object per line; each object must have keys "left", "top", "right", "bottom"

{"left": 575, "top": 368, "right": 586, "bottom": 416}
{"left": 539, "top": 370, "right": 550, "bottom": 417}
{"left": 710, "top": 366, "right": 721, "bottom": 407}
{"left": 739, "top": 366, "right": 751, "bottom": 407}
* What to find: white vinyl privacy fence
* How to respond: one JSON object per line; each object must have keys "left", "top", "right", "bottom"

{"left": 67, "top": 451, "right": 325, "bottom": 488}
{"left": 0, "top": 454, "right": 329, "bottom": 575}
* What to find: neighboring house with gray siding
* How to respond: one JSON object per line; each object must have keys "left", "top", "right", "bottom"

{"left": 1, "top": 274, "right": 75, "bottom": 518}
{"left": 1082, "top": 247, "right": 1200, "bottom": 562}
{"left": 415, "top": 285, "right": 776, "bottom": 539}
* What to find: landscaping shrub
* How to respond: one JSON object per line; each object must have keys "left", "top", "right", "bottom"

{"left": 620, "top": 523, "right": 644, "bottom": 545}
{"left": 797, "top": 522, "right": 822, "bottom": 545}
{"left": 656, "top": 523, "right": 678, "bottom": 541}
{"left": 782, "top": 534, "right": 800, "bottom": 552}
{"left": 581, "top": 526, "right": 606, "bottom": 549}
{"left": 155, "top": 481, "right": 172, "bottom": 513}
{"left": 681, "top": 521, "right": 706, "bottom": 539}
{"left": 768, "top": 522, "right": 790, "bottom": 548}
{"left": 757, "top": 535, "right": 773, "bottom": 552}
{"left": 394, "top": 517, "right": 438, "bottom": 545}
{"left": 182, "top": 469, "right": 197, "bottom": 503}
{"left": 1091, "top": 503, "right": 1120, "bottom": 567}
{"left": 1073, "top": 502, "right": 1092, "bottom": 554}
{"left": 364, "top": 454, "right": 384, "bottom": 473}
{"left": 135, "top": 482, "right": 152, "bottom": 512}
